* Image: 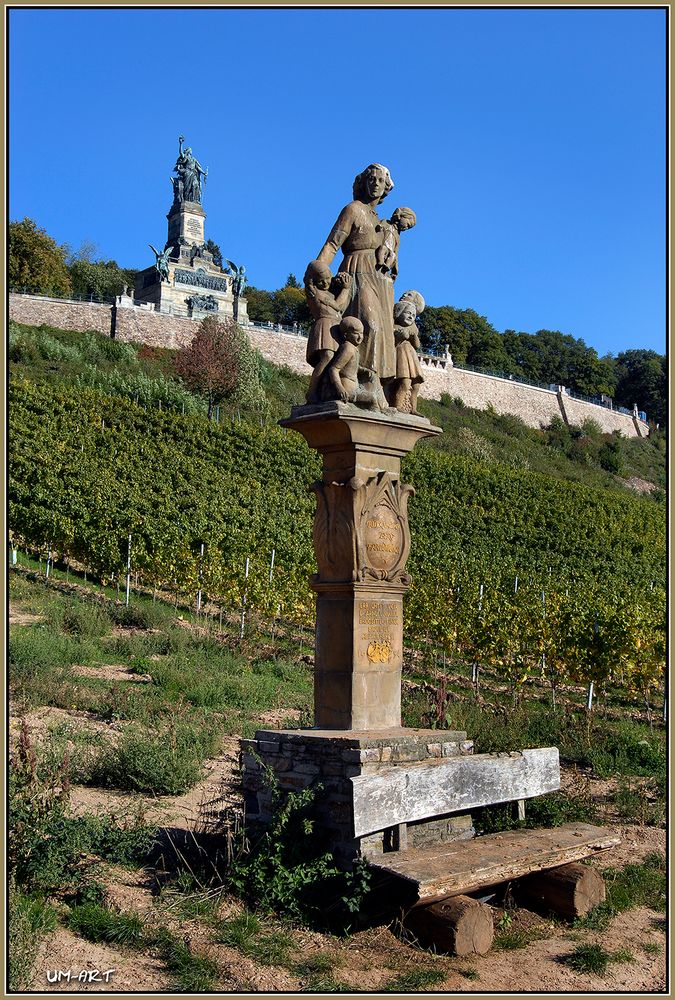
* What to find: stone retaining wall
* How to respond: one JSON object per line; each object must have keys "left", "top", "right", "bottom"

{"left": 9, "top": 292, "right": 648, "bottom": 437}
{"left": 9, "top": 293, "right": 112, "bottom": 336}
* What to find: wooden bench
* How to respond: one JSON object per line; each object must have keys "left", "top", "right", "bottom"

{"left": 368, "top": 822, "right": 621, "bottom": 906}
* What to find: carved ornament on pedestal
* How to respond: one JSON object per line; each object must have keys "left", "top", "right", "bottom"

{"left": 311, "top": 471, "right": 414, "bottom": 587}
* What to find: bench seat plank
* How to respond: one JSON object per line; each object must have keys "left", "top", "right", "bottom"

{"left": 368, "top": 822, "right": 620, "bottom": 904}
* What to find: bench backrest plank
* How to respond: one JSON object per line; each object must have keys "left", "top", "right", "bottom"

{"left": 351, "top": 747, "right": 560, "bottom": 837}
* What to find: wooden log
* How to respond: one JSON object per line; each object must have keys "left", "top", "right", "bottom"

{"left": 403, "top": 895, "right": 494, "bottom": 956}
{"left": 514, "top": 862, "right": 605, "bottom": 919}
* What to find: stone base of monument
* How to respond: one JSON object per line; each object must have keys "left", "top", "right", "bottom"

{"left": 240, "top": 728, "right": 562, "bottom": 866}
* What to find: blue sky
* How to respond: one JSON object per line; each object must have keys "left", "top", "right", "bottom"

{"left": 9, "top": 7, "right": 666, "bottom": 357}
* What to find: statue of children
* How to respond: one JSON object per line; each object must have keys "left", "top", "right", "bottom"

{"left": 375, "top": 207, "right": 417, "bottom": 280}
{"left": 390, "top": 298, "right": 424, "bottom": 413}
{"left": 325, "top": 317, "right": 391, "bottom": 412}
{"left": 304, "top": 260, "right": 352, "bottom": 403}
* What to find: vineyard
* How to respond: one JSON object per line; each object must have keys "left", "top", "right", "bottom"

{"left": 8, "top": 323, "right": 667, "bottom": 711}
{"left": 8, "top": 323, "right": 667, "bottom": 992}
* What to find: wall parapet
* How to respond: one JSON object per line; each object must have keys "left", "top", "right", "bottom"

{"left": 8, "top": 292, "right": 649, "bottom": 438}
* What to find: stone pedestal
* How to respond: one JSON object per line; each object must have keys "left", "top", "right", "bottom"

{"left": 167, "top": 200, "right": 206, "bottom": 247}
{"left": 279, "top": 402, "right": 441, "bottom": 730}
{"left": 241, "top": 728, "right": 475, "bottom": 867}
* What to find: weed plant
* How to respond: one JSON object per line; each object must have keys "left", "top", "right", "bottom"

{"left": 382, "top": 967, "right": 447, "bottom": 991}
{"left": 564, "top": 943, "right": 634, "bottom": 975}
{"left": 8, "top": 882, "right": 58, "bottom": 991}
{"left": 84, "top": 720, "right": 221, "bottom": 795}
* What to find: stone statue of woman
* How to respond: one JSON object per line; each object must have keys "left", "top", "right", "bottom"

{"left": 174, "top": 135, "right": 208, "bottom": 204}
{"left": 315, "top": 164, "right": 402, "bottom": 386}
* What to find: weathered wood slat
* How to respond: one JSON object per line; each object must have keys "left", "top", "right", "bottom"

{"left": 351, "top": 748, "right": 560, "bottom": 836}
{"left": 368, "top": 823, "right": 620, "bottom": 904}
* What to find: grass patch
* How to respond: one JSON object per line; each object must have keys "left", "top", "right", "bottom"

{"left": 67, "top": 903, "right": 145, "bottom": 946}
{"left": 564, "top": 943, "right": 634, "bottom": 975}
{"left": 153, "top": 928, "right": 220, "bottom": 992}
{"left": 84, "top": 720, "right": 220, "bottom": 795}
{"left": 642, "top": 940, "right": 662, "bottom": 955}
{"left": 382, "top": 967, "right": 447, "bottom": 991}
{"left": 8, "top": 883, "right": 58, "bottom": 991}
{"left": 493, "top": 925, "right": 550, "bottom": 951}
{"left": 575, "top": 852, "right": 666, "bottom": 930}
{"left": 214, "top": 911, "right": 294, "bottom": 965}
{"left": 473, "top": 789, "right": 596, "bottom": 834}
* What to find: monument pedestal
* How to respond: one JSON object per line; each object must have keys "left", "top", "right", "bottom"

{"left": 279, "top": 402, "right": 441, "bottom": 731}
{"left": 241, "top": 727, "right": 476, "bottom": 867}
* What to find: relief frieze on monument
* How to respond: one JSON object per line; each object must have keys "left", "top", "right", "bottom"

{"left": 174, "top": 268, "right": 230, "bottom": 293}
{"left": 310, "top": 471, "right": 413, "bottom": 587}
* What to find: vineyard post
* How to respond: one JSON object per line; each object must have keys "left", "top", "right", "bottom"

{"left": 197, "top": 542, "right": 204, "bottom": 613}
{"left": 472, "top": 583, "right": 484, "bottom": 688}
{"left": 10, "top": 540, "right": 17, "bottom": 567}
{"left": 586, "top": 680, "right": 594, "bottom": 712}
{"left": 269, "top": 548, "right": 275, "bottom": 584}
{"left": 239, "top": 556, "right": 250, "bottom": 640}
{"left": 45, "top": 543, "right": 52, "bottom": 579}
{"left": 125, "top": 534, "right": 132, "bottom": 606}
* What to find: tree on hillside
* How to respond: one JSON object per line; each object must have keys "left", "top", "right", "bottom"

{"left": 273, "top": 284, "right": 310, "bottom": 326}
{"left": 502, "top": 328, "right": 617, "bottom": 397}
{"left": 173, "top": 316, "right": 268, "bottom": 418}
{"left": 9, "top": 218, "right": 72, "bottom": 294}
{"left": 285, "top": 273, "right": 300, "bottom": 289}
{"left": 613, "top": 350, "right": 667, "bottom": 426}
{"left": 205, "top": 239, "right": 223, "bottom": 269}
{"left": 69, "top": 259, "right": 138, "bottom": 300}
{"left": 244, "top": 286, "right": 276, "bottom": 324}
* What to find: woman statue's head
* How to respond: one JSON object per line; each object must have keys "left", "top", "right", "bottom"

{"left": 353, "top": 164, "right": 394, "bottom": 204}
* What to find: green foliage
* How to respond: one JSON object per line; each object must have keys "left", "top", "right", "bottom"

{"left": 564, "top": 943, "right": 614, "bottom": 975}
{"left": 564, "top": 943, "right": 634, "bottom": 975}
{"left": 153, "top": 928, "right": 220, "bottom": 992}
{"left": 575, "top": 853, "right": 666, "bottom": 930}
{"left": 382, "top": 967, "right": 447, "bottom": 991}
{"left": 67, "top": 902, "right": 145, "bottom": 945}
{"left": 69, "top": 258, "right": 136, "bottom": 300}
{"left": 214, "top": 911, "right": 294, "bottom": 965}
{"left": 85, "top": 721, "right": 220, "bottom": 795}
{"left": 8, "top": 883, "right": 58, "bottom": 991}
{"left": 614, "top": 349, "right": 667, "bottom": 427}
{"left": 229, "top": 783, "right": 343, "bottom": 922}
{"left": 9, "top": 722, "right": 155, "bottom": 895}
{"left": 9, "top": 218, "right": 72, "bottom": 294}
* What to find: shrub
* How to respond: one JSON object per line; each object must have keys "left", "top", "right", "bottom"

{"left": 599, "top": 439, "right": 624, "bottom": 474}
{"left": 85, "top": 721, "right": 219, "bottom": 795}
